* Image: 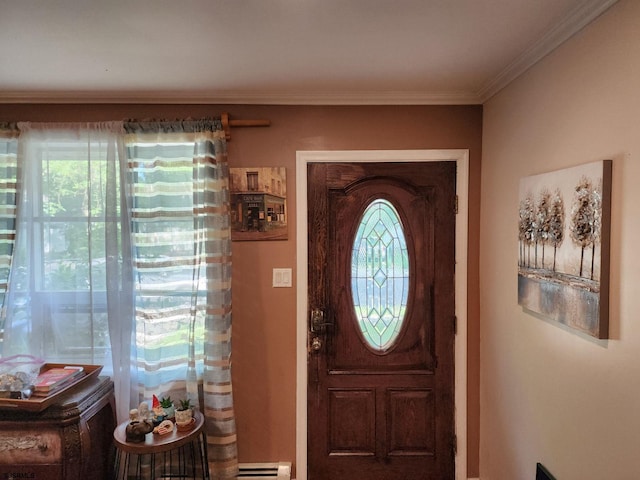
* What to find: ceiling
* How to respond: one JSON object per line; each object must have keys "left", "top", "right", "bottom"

{"left": 0, "top": 0, "right": 618, "bottom": 105}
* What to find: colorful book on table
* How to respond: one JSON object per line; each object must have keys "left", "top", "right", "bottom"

{"left": 33, "top": 366, "right": 85, "bottom": 395}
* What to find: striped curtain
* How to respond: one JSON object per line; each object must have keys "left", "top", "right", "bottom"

{"left": 124, "top": 119, "right": 237, "bottom": 479}
{"left": 0, "top": 126, "right": 18, "bottom": 349}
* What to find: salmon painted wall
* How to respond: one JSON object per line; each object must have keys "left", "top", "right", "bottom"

{"left": 0, "top": 104, "right": 482, "bottom": 476}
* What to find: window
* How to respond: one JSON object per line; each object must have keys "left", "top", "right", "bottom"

{"left": 7, "top": 138, "right": 123, "bottom": 367}
{"left": 246, "top": 171, "right": 259, "bottom": 191}
{"left": 1, "top": 123, "right": 234, "bottom": 435}
{"left": 351, "top": 199, "right": 409, "bottom": 351}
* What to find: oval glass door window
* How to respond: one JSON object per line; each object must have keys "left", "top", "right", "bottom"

{"left": 351, "top": 199, "right": 409, "bottom": 351}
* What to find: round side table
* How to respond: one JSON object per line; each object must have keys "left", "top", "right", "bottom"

{"left": 113, "top": 410, "right": 209, "bottom": 479}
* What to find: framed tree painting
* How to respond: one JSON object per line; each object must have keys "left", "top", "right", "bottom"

{"left": 518, "top": 160, "right": 612, "bottom": 339}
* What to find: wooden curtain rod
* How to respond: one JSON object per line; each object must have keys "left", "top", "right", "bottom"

{"left": 221, "top": 112, "right": 270, "bottom": 141}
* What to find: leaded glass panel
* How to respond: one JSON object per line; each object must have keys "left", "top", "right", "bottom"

{"left": 351, "top": 199, "right": 409, "bottom": 351}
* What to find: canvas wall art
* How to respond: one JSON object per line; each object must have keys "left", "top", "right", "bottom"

{"left": 229, "top": 167, "right": 287, "bottom": 241}
{"left": 518, "top": 160, "right": 612, "bottom": 339}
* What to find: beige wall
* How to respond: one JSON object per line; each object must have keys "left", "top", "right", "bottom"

{"left": 480, "top": 1, "right": 640, "bottom": 478}
{"left": 0, "top": 104, "right": 482, "bottom": 477}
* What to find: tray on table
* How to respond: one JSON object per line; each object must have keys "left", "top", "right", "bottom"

{"left": 0, "top": 363, "right": 103, "bottom": 412}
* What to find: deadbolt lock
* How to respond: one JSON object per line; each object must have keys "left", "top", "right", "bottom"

{"left": 310, "top": 308, "right": 332, "bottom": 333}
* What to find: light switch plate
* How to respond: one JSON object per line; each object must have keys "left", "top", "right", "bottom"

{"left": 272, "top": 268, "right": 292, "bottom": 288}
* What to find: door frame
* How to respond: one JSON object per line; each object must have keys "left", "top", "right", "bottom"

{"left": 296, "top": 150, "right": 469, "bottom": 480}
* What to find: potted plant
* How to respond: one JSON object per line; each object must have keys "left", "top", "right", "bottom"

{"left": 175, "top": 398, "right": 193, "bottom": 425}
{"left": 159, "top": 396, "right": 175, "bottom": 420}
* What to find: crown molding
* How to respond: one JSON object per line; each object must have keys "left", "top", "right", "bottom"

{"left": 0, "top": 90, "right": 482, "bottom": 106}
{"left": 477, "top": 0, "right": 619, "bottom": 102}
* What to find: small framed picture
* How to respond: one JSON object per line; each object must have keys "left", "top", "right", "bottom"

{"left": 229, "top": 167, "right": 287, "bottom": 241}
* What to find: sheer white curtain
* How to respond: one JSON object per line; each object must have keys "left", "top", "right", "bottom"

{"left": 3, "top": 122, "right": 136, "bottom": 422}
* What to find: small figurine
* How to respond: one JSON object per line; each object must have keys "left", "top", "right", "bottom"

{"left": 150, "top": 394, "right": 168, "bottom": 425}
{"left": 138, "top": 402, "right": 151, "bottom": 422}
{"left": 152, "top": 394, "right": 164, "bottom": 418}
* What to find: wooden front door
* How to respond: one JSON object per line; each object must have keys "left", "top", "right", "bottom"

{"left": 307, "top": 162, "right": 456, "bottom": 480}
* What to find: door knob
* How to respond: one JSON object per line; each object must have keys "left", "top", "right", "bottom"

{"left": 310, "top": 336, "right": 322, "bottom": 352}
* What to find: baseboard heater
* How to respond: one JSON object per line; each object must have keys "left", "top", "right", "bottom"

{"left": 238, "top": 462, "right": 292, "bottom": 480}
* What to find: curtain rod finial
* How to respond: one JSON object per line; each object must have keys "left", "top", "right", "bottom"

{"left": 220, "top": 112, "right": 270, "bottom": 141}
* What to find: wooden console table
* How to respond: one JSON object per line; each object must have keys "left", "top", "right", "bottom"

{"left": 113, "top": 410, "right": 210, "bottom": 479}
{"left": 0, "top": 376, "right": 116, "bottom": 480}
